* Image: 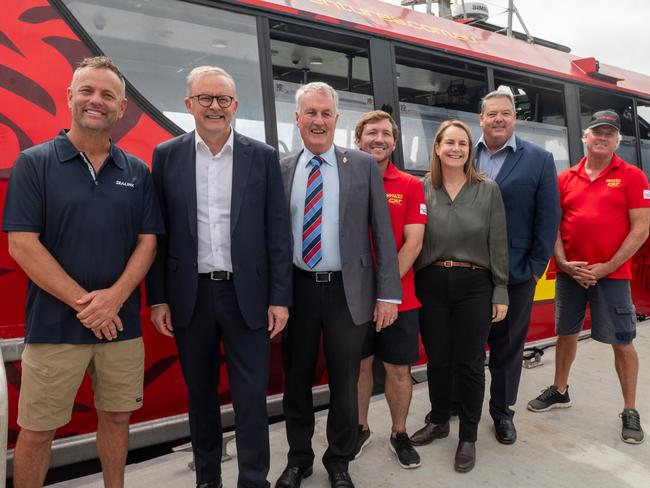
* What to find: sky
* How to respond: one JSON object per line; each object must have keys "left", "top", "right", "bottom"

{"left": 383, "top": 0, "right": 650, "bottom": 77}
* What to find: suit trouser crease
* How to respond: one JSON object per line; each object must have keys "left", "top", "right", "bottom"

{"left": 282, "top": 270, "right": 367, "bottom": 473}
{"left": 175, "top": 280, "right": 271, "bottom": 488}
{"left": 417, "top": 267, "right": 493, "bottom": 442}
{"left": 486, "top": 278, "right": 536, "bottom": 421}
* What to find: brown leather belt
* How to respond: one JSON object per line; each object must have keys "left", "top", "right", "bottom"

{"left": 432, "top": 260, "right": 486, "bottom": 270}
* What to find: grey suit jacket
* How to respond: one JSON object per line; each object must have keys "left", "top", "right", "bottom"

{"left": 280, "top": 145, "right": 401, "bottom": 325}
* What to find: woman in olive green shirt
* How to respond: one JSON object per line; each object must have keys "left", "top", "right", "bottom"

{"left": 409, "top": 120, "right": 508, "bottom": 473}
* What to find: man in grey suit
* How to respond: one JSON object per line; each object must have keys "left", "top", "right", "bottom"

{"left": 275, "top": 82, "right": 401, "bottom": 488}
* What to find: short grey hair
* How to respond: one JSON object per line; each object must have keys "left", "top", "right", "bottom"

{"left": 480, "top": 89, "right": 516, "bottom": 114}
{"left": 295, "top": 82, "right": 339, "bottom": 113}
{"left": 186, "top": 66, "right": 236, "bottom": 96}
{"left": 582, "top": 127, "right": 622, "bottom": 150}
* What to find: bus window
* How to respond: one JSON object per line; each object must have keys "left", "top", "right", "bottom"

{"left": 579, "top": 88, "right": 637, "bottom": 164}
{"left": 61, "top": 0, "right": 266, "bottom": 141}
{"left": 638, "top": 102, "right": 650, "bottom": 180}
{"left": 395, "top": 47, "right": 488, "bottom": 171}
{"left": 270, "top": 23, "right": 372, "bottom": 157}
{"left": 494, "top": 72, "right": 570, "bottom": 172}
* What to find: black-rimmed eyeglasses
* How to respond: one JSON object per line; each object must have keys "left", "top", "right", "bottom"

{"left": 189, "top": 94, "right": 235, "bottom": 108}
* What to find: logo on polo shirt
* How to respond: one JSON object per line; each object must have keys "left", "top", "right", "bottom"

{"left": 644, "top": 190, "right": 650, "bottom": 200}
{"left": 420, "top": 203, "right": 427, "bottom": 215}
{"left": 387, "top": 192, "right": 403, "bottom": 205}
{"left": 115, "top": 180, "right": 135, "bottom": 188}
{"left": 606, "top": 178, "right": 621, "bottom": 188}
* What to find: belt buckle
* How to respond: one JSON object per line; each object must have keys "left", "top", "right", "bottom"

{"left": 443, "top": 260, "right": 453, "bottom": 268}
{"left": 209, "top": 271, "right": 230, "bottom": 281}
{"left": 315, "top": 272, "right": 331, "bottom": 283}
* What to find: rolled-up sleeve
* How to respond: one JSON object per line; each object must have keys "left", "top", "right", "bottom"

{"left": 488, "top": 181, "right": 509, "bottom": 305}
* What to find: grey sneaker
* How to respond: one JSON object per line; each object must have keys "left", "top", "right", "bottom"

{"left": 353, "top": 425, "right": 371, "bottom": 459}
{"left": 620, "top": 409, "right": 644, "bottom": 444}
{"left": 527, "top": 385, "right": 572, "bottom": 412}
{"left": 389, "top": 433, "right": 421, "bottom": 469}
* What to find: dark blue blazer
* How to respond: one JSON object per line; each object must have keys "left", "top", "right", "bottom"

{"left": 493, "top": 135, "right": 561, "bottom": 285}
{"left": 146, "top": 130, "right": 292, "bottom": 329}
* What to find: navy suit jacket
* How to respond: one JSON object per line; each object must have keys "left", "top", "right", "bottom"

{"left": 146, "top": 130, "right": 292, "bottom": 330}
{"left": 493, "top": 135, "right": 561, "bottom": 285}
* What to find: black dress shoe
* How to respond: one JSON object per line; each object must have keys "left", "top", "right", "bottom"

{"left": 494, "top": 419, "right": 517, "bottom": 444}
{"left": 454, "top": 440, "right": 475, "bottom": 472}
{"left": 275, "top": 465, "right": 313, "bottom": 488}
{"left": 328, "top": 471, "right": 355, "bottom": 488}
{"left": 409, "top": 421, "right": 450, "bottom": 446}
{"left": 196, "top": 480, "right": 222, "bottom": 488}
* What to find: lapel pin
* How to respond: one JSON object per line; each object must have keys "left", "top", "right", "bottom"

{"left": 342, "top": 156, "right": 348, "bottom": 164}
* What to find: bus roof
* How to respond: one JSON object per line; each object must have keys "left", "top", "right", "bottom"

{"left": 237, "top": 0, "right": 650, "bottom": 99}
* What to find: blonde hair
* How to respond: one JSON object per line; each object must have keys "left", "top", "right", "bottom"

{"left": 430, "top": 120, "right": 484, "bottom": 189}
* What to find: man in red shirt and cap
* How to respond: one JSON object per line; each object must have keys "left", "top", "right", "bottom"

{"left": 527, "top": 110, "right": 650, "bottom": 444}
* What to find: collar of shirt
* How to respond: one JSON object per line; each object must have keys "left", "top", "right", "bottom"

{"left": 383, "top": 161, "right": 399, "bottom": 180}
{"left": 571, "top": 153, "right": 622, "bottom": 180}
{"left": 55, "top": 129, "right": 124, "bottom": 170}
{"left": 300, "top": 145, "right": 337, "bottom": 168}
{"left": 475, "top": 132, "right": 517, "bottom": 155}
{"left": 194, "top": 127, "right": 234, "bottom": 157}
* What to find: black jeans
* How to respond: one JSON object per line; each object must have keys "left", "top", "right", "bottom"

{"left": 416, "top": 266, "right": 493, "bottom": 442}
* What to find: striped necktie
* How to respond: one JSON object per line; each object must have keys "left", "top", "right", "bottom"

{"left": 302, "top": 156, "right": 323, "bottom": 269}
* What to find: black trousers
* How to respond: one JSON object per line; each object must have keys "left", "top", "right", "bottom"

{"left": 416, "top": 266, "right": 493, "bottom": 442}
{"left": 487, "top": 278, "right": 536, "bottom": 421}
{"left": 174, "top": 279, "right": 271, "bottom": 488}
{"left": 282, "top": 268, "right": 368, "bottom": 473}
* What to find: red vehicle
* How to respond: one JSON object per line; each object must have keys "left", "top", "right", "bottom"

{"left": 2, "top": 0, "right": 650, "bottom": 470}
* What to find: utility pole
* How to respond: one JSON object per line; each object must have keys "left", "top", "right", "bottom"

{"left": 506, "top": 0, "right": 533, "bottom": 42}
{"left": 439, "top": 0, "right": 451, "bottom": 18}
{"left": 507, "top": 0, "right": 514, "bottom": 37}
{"left": 405, "top": 0, "right": 452, "bottom": 17}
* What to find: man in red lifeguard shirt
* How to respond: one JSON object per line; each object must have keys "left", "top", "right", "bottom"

{"left": 353, "top": 111, "right": 426, "bottom": 468}
{"left": 527, "top": 110, "right": 650, "bottom": 444}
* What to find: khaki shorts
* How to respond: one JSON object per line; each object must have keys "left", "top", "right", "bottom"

{"left": 18, "top": 337, "right": 144, "bottom": 431}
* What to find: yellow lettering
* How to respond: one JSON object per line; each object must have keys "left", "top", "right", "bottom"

{"left": 308, "top": 0, "right": 482, "bottom": 44}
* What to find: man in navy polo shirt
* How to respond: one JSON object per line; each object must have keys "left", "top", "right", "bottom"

{"left": 2, "top": 56, "right": 163, "bottom": 488}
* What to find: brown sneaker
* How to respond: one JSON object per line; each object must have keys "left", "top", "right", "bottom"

{"left": 409, "top": 421, "right": 449, "bottom": 446}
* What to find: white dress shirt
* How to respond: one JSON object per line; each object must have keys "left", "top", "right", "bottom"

{"left": 195, "top": 129, "right": 234, "bottom": 273}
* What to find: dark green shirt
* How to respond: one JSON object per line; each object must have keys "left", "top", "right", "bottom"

{"left": 415, "top": 175, "right": 509, "bottom": 305}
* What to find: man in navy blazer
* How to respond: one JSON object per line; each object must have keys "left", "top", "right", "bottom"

{"left": 146, "top": 66, "right": 292, "bottom": 488}
{"left": 476, "top": 90, "right": 561, "bottom": 444}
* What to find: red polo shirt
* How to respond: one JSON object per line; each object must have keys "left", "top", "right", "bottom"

{"left": 557, "top": 153, "right": 650, "bottom": 280}
{"left": 383, "top": 162, "right": 427, "bottom": 311}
